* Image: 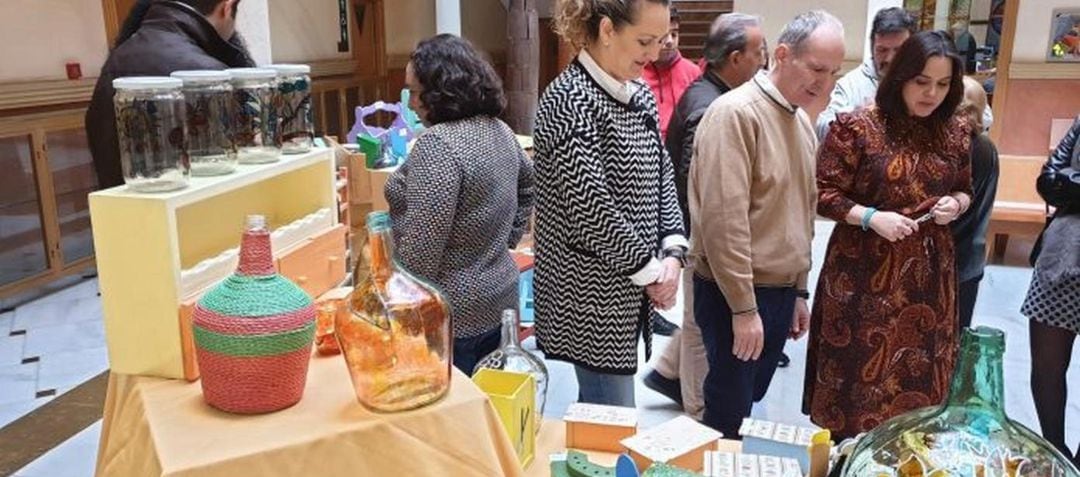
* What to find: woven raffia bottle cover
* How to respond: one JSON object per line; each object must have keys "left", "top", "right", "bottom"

{"left": 192, "top": 215, "right": 316, "bottom": 414}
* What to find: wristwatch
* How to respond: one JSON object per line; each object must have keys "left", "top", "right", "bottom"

{"left": 662, "top": 247, "right": 688, "bottom": 268}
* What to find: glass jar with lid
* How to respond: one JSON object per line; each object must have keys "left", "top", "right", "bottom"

{"left": 268, "top": 64, "right": 314, "bottom": 154}
{"left": 112, "top": 76, "right": 189, "bottom": 192}
{"left": 225, "top": 68, "right": 280, "bottom": 164}
{"left": 171, "top": 70, "right": 238, "bottom": 176}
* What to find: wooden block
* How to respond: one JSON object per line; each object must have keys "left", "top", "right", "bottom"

{"left": 367, "top": 166, "right": 398, "bottom": 211}
{"left": 621, "top": 415, "right": 721, "bottom": 472}
{"left": 348, "top": 151, "right": 372, "bottom": 203}
{"left": 739, "top": 418, "right": 827, "bottom": 475}
{"left": 177, "top": 296, "right": 200, "bottom": 382}
{"left": 511, "top": 250, "right": 534, "bottom": 272}
{"left": 277, "top": 224, "right": 347, "bottom": 299}
{"left": 563, "top": 402, "right": 638, "bottom": 453}
{"left": 703, "top": 451, "right": 802, "bottom": 477}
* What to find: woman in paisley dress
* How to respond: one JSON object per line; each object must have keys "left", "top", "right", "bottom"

{"left": 802, "top": 31, "right": 972, "bottom": 439}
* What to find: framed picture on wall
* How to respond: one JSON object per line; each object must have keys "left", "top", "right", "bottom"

{"left": 1047, "top": 8, "right": 1080, "bottom": 62}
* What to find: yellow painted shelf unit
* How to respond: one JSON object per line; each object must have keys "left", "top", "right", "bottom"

{"left": 89, "top": 148, "right": 339, "bottom": 379}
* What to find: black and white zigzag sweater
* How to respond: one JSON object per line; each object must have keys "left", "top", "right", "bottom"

{"left": 532, "top": 60, "right": 686, "bottom": 375}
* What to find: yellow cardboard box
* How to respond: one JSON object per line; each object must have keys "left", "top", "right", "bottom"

{"left": 472, "top": 368, "right": 536, "bottom": 467}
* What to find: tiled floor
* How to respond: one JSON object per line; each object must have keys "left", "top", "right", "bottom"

{"left": 0, "top": 277, "right": 104, "bottom": 430}
{"left": 4, "top": 220, "right": 1080, "bottom": 476}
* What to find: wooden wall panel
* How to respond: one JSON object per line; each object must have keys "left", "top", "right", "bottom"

{"left": 995, "top": 79, "right": 1080, "bottom": 156}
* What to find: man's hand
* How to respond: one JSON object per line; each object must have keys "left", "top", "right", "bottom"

{"left": 732, "top": 311, "right": 764, "bottom": 361}
{"left": 790, "top": 297, "right": 810, "bottom": 340}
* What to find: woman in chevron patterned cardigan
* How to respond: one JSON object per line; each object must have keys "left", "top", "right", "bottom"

{"left": 532, "top": 0, "right": 688, "bottom": 407}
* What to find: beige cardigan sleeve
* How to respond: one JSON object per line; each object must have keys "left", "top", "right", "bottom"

{"left": 690, "top": 101, "right": 758, "bottom": 315}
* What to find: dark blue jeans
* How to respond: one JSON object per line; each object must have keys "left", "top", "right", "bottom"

{"left": 453, "top": 326, "right": 502, "bottom": 376}
{"left": 693, "top": 275, "right": 795, "bottom": 437}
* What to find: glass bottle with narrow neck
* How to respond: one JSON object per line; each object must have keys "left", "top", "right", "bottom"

{"left": 474, "top": 309, "right": 548, "bottom": 432}
{"left": 337, "top": 212, "right": 451, "bottom": 412}
{"left": 842, "top": 326, "right": 1080, "bottom": 476}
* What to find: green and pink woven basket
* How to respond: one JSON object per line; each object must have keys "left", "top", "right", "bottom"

{"left": 192, "top": 216, "right": 316, "bottom": 414}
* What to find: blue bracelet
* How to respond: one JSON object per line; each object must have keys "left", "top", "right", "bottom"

{"left": 861, "top": 207, "right": 878, "bottom": 231}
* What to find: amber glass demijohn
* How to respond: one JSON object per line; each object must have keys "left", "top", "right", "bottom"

{"left": 337, "top": 211, "right": 451, "bottom": 412}
{"left": 842, "top": 326, "right": 1080, "bottom": 477}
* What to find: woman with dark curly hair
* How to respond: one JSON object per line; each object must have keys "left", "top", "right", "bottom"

{"left": 385, "top": 34, "right": 535, "bottom": 374}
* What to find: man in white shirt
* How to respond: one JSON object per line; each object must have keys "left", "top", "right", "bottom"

{"left": 815, "top": 7, "right": 916, "bottom": 140}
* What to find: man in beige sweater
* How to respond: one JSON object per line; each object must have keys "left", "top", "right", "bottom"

{"left": 688, "top": 10, "right": 845, "bottom": 436}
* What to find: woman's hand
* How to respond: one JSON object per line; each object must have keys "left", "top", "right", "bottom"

{"left": 869, "top": 211, "right": 919, "bottom": 242}
{"left": 646, "top": 257, "right": 681, "bottom": 310}
{"left": 931, "top": 195, "right": 962, "bottom": 225}
{"left": 657, "top": 256, "right": 681, "bottom": 284}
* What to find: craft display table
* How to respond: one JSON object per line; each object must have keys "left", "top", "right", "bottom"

{"left": 94, "top": 355, "right": 523, "bottom": 477}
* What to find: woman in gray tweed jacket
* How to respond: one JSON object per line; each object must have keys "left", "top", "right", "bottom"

{"left": 386, "top": 34, "right": 535, "bottom": 375}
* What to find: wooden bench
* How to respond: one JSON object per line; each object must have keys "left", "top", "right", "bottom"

{"left": 986, "top": 155, "right": 1049, "bottom": 261}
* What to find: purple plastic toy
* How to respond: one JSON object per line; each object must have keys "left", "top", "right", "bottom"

{"left": 346, "top": 101, "right": 414, "bottom": 145}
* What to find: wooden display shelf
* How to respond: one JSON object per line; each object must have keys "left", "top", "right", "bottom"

{"left": 89, "top": 148, "right": 338, "bottom": 379}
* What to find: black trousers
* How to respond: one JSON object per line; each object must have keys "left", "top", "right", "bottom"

{"left": 694, "top": 275, "right": 795, "bottom": 437}
{"left": 957, "top": 273, "right": 983, "bottom": 330}
{"left": 452, "top": 325, "right": 501, "bottom": 376}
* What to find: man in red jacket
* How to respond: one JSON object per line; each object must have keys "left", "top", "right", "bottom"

{"left": 642, "top": 7, "right": 703, "bottom": 140}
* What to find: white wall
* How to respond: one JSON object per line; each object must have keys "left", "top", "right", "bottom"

{"left": 436, "top": 0, "right": 462, "bottom": 35}
{"left": 1014, "top": 0, "right": 1075, "bottom": 62}
{"left": 0, "top": 0, "right": 109, "bottom": 82}
{"left": 269, "top": 0, "right": 352, "bottom": 63}
{"left": 734, "top": 0, "right": 868, "bottom": 62}
{"left": 237, "top": 0, "right": 272, "bottom": 65}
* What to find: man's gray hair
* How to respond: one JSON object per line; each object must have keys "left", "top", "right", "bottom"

{"left": 777, "top": 10, "right": 844, "bottom": 56}
{"left": 703, "top": 13, "right": 763, "bottom": 69}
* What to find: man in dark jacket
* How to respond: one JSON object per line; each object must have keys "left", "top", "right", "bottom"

{"left": 951, "top": 77, "right": 999, "bottom": 330}
{"left": 86, "top": 0, "right": 254, "bottom": 189}
{"left": 642, "top": 13, "right": 765, "bottom": 421}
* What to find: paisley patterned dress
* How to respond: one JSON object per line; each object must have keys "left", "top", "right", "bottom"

{"left": 802, "top": 108, "right": 972, "bottom": 439}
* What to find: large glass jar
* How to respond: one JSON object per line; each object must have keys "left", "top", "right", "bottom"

{"left": 474, "top": 308, "right": 548, "bottom": 431}
{"left": 225, "top": 68, "right": 280, "bottom": 164}
{"left": 268, "top": 64, "right": 314, "bottom": 154}
{"left": 170, "top": 70, "right": 238, "bottom": 176}
{"left": 338, "top": 211, "right": 451, "bottom": 412}
{"left": 842, "top": 326, "right": 1080, "bottom": 477}
{"left": 112, "top": 76, "right": 189, "bottom": 192}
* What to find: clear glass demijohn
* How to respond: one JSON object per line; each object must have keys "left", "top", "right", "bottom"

{"left": 474, "top": 309, "right": 548, "bottom": 431}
